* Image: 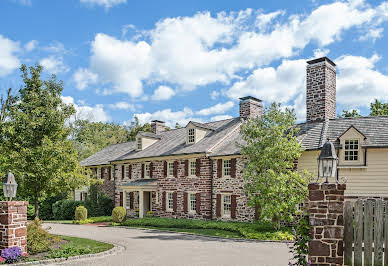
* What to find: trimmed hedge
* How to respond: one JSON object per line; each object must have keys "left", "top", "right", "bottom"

{"left": 112, "top": 207, "right": 126, "bottom": 223}
{"left": 75, "top": 206, "right": 88, "bottom": 221}
{"left": 53, "top": 200, "right": 83, "bottom": 220}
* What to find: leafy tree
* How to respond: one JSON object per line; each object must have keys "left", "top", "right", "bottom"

{"left": 127, "top": 116, "right": 151, "bottom": 140}
{"left": 240, "top": 103, "right": 311, "bottom": 228}
{"left": 370, "top": 99, "right": 388, "bottom": 116}
{"left": 338, "top": 109, "right": 361, "bottom": 118}
{"left": 175, "top": 123, "right": 181, "bottom": 129}
{"left": 2, "top": 65, "right": 92, "bottom": 217}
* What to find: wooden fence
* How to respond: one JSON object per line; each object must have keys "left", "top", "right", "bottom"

{"left": 344, "top": 199, "right": 388, "bottom": 265}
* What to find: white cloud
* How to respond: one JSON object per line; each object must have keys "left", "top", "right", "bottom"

{"left": 0, "top": 35, "right": 20, "bottom": 77}
{"left": 210, "top": 115, "right": 233, "bottom": 121}
{"left": 210, "top": 91, "right": 219, "bottom": 100}
{"left": 196, "top": 101, "right": 234, "bottom": 116}
{"left": 283, "top": 93, "right": 306, "bottom": 122}
{"left": 13, "top": 0, "right": 32, "bottom": 6}
{"left": 151, "top": 85, "right": 175, "bottom": 101}
{"left": 108, "top": 102, "right": 135, "bottom": 111}
{"left": 40, "top": 56, "right": 69, "bottom": 74}
{"left": 25, "top": 40, "right": 38, "bottom": 51}
{"left": 43, "top": 41, "right": 67, "bottom": 54}
{"left": 313, "top": 48, "right": 330, "bottom": 58}
{"left": 226, "top": 59, "right": 306, "bottom": 103}
{"left": 359, "top": 27, "right": 384, "bottom": 41}
{"left": 336, "top": 54, "right": 388, "bottom": 107}
{"left": 73, "top": 68, "right": 98, "bottom": 90}
{"left": 80, "top": 0, "right": 126, "bottom": 9}
{"left": 61, "top": 96, "right": 110, "bottom": 122}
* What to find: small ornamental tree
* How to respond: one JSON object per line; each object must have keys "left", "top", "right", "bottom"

{"left": 240, "top": 102, "right": 311, "bottom": 227}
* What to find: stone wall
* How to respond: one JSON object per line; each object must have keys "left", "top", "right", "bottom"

{"left": 99, "top": 166, "right": 115, "bottom": 199}
{"left": 308, "top": 183, "right": 345, "bottom": 265}
{"left": 239, "top": 97, "right": 262, "bottom": 119}
{"left": 0, "top": 201, "right": 28, "bottom": 252}
{"left": 306, "top": 58, "right": 336, "bottom": 123}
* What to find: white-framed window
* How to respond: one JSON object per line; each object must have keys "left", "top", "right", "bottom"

{"left": 222, "top": 194, "right": 231, "bottom": 217}
{"left": 188, "top": 128, "right": 195, "bottom": 144}
{"left": 81, "top": 192, "right": 88, "bottom": 201}
{"left": 168, "top": 162, "right": 174, "bottom": 177}
{"left": 223, "top": 159, "right": 231, "bottom": 177}
{"left": 137, "top": 137, "right": 142, "bottom": 150}
{"left": 167, "top": 192, "right": 174, "bottom": 211}
{"left": 125, "top": 165, "right": 130, "bottom": 179}
{"left": 145, "top": 163, "right": 150, "bottom": 178}
{"left": 189, "top": 160, "right": 196, "bottom": 176}
{"left": 125, "top": 192, "right": 131, "bottom": 208}
{"left": 344, "top": 139, "right": 359, "bottom": 161}
{"left": 189, "top": 193, "right": 196, "bottom": 212}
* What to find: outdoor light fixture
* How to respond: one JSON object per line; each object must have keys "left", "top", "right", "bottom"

{"left": 3, "top": 171, "right": 18, "bottom": 201}
{"left": 318, "top": 139, "right": 338, "bottom": 183}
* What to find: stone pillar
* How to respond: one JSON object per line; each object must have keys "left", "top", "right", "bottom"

{"left": 308, "top": 183, "right": 345, "bottom": 265}
{"left": 0, "top": 201, "right": 28, "bottom": 252}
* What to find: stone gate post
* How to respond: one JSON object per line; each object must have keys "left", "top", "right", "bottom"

{"left": 308, "top": 183, "right": 345, "bottom": 265}
{"left": 0, "top": 201, "right": 28, "bottom": 252}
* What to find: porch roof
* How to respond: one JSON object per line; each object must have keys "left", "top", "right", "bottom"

{"left": 121, "top": 178, "right": 157, "bottom": 190}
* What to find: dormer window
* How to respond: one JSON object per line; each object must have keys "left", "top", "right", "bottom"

{"left": 344, "top": 139, "right": 359, "bottom": 161}
{"left": 188, "top": 128, "right": 195, "bottom": 144}
{"left": 136, "top": 137, "right": 142, "bottom": 150}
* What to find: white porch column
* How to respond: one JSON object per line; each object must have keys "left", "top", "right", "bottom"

{"left": 139, "top": 190, "right": 144, "bottom": 218}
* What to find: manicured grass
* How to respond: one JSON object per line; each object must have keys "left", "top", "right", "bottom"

{"left": 119, "top": 217, "right": 293, "bottom": 241}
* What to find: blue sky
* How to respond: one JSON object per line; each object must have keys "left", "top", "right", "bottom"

{"left": 1, "top": 0, "right": 388, "bottom": 127}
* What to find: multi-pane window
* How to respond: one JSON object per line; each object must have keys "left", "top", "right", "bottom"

{"left": 167, "top": 192, "right": 174, "bottom": 211}
{"left": 223, "top": 195, "right": 231, "bottom": 217}
{"left": 223, "top": 160, "right": 231, "bottom": 177}
{"left": 188, "top": 128, "right": 195, "bottom": 144}
{"left": 137, "top": 137, "right": 142, "bottom": 150}
{"left": 145, "top": 163, "right": 150, "bottom": 178}
{"left": 125, "top": 192, "right": 131, "bottom": 208}
{"left": 125, "top": 165, "right": 130, "bottom": 179}
{"left": 189, "top": 193, "right": 196, "bottom": 212}
{"left": 168, "top": 162, "right": 174, "bottom": 177}
{"left": 190, "top": 160, "right": 196, "bottom": 176}
{"left": 344, "top": 140, "right": 359, "bottom": 161}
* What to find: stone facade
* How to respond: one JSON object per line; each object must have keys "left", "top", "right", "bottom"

{"left": 239, "top": 96, "right": 263, "bottom": 120}
{"left": 99, "top": 166, "right": 115, "bottom": 199}
{"left": 0, "top": 201, "right": 28, "bottom": 252}
{"left": 306, "top": 57, "right": 336, "bottom": 123}
{"left": 308, "top": 183, "right": 345, "bottom": 265}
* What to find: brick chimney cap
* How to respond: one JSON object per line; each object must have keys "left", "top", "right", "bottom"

{"left": 151, "top": 120, "right": 165, "bottom": 124}
{"left": 307, "top": 57, "right": 336, "bottom": 67}
{"left": 239, "top": 96, "right": 262, "bottom": 102}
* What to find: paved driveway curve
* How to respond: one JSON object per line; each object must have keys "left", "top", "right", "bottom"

{"left": 46, "top": 223, "right": 290, "bottom": 266}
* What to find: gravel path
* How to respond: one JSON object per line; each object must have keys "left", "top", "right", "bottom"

{"left": 46, "top": 223, "right": 291, "bottom": 266}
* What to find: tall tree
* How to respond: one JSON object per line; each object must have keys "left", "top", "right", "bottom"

{"left": 240, "top": 103, "right": 311, "bottom": 227}
{"left": 370, "top": 99, "right": 388, "bottom": 116}
{"left": 2, "top": 65, "right": 91, "bottom": 217}
{"left": 338, "top": 109, "right": 361, "bottom": 118}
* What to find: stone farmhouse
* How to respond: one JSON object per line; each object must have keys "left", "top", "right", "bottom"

{"left": 78, "top": 57, "right": 388, "bottom": 221}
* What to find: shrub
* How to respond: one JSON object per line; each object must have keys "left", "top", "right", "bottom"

{"left": 47, "top": 246, "right": 91, "bottom": 259}
{"left": 27, "top": 218, "right": 52, "bottom": 254}
{"left": 27, "top": 204, "right": 35, "bottom": 220}
{"left": 288, "top": 215, "right": 310, "bottom": 266}
{"left": 53, "top": 200, "right": 82, "bottom": 220}
{"left": 83, "top": 185, "right": 114, "bottom": 217}
{"left": 1, "top": 247, "right": 22, "bottom": 263}
{"left": 73, "top": 219, "right": 93, "bottom": 225}
{"left": 39, "top": 193, "right": 67, "bottom": 220}
{"left": 75, "top": 206, "right": 88, "bottom": 221}
{"left": 112, "top": 207, "right": 126, "bottom": 223}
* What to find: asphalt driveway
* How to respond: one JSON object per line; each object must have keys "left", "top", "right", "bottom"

{"left": 46, "top": 223, "right": 291, "bottom": 266}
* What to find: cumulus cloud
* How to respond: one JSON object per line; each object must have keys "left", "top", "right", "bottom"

{"left": 25, "top": 40, "right": 38, "bottom": 51}
{"left": 336, "top": 54, "right": 388, "bottom": 107}
{"left": 108, "top": 101, "right": 135, "bottom": 111}
{"left": 61, "top": 96, "right": 110, "bottom": 122}
{"left": 151, "top": 85, "right": 175, "bottom": 101}
{"left": 73, "top": 68, "right": 98, "bottom": 90}
{"left": 78, "top": 1, "right": 388, "bottom": 99}
{"left": 40, "top": 56, "right": 69, "bottom": 74}
{"left": 0, "top": 35, "right": 20, "bottom": 77}
{"left": 210, "top": 115, "right": 233, "bottom": 121}
{"left": 12, "top": 0, "right": 32, "bottom": 6}
{"left": 196, "top": 101, "right": 234, "bottom": 116}
{"left": 80, "top": 0, "right": 126, "bottom": 9}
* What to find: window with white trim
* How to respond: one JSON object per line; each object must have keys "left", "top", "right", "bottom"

{"left": 145, "top": 163, "right": 150, "bottom": 178}
{"left": 125, "top": 165, "right": 130, "bottom": 179}
{"left": 188, "top": 128, "right": 195, "bottom": 144}
{"left": 344, "top": 140, "right": 359, "bottom": 161}
{"left": 190, "top": 160, "right": 196, "bottom": 176}
{"left": 136, "top": 137, "right": 142, "bottom": 150}
{"left": 168, "top": 162, "right": 174, "bottom": 177}
{"left": 223, "top": 159, "right": 231, "bottom": 177}
{"left": 125, "top": 192, "right": 131, "bottom": 208}
{"left": 222, "top": 195, "right": 231, "bottom": 217}
{"left": 167, "top": 192, "right": 174, "bottom": 211}
{"left": 189, "top": 193, "right": 196, "bottom": 212}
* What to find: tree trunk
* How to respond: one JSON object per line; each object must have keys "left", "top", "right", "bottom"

{"left": 34, "top": 192, "right": 39, "bottom": 218}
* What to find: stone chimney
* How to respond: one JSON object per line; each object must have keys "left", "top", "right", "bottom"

{"left": 306, "top": 57, "right": 336, "bottom": 123}
{"left": 151, "top": 120, "right": 166, "bottom": 134}
{"left": 239, "top": 96, "right": 263, "bottom": 120}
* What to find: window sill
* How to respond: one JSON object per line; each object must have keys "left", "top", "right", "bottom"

{"left": 338, "top": 165, "right": 368, "bottom": 169}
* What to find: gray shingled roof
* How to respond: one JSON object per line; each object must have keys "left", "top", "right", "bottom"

{"left": 80, "top": 141, "right": 136, "bottom": 166}
{"left": 138, "top": 132, "right": 161, "bottom": 139}
{"left": 122, "top": 179, "right": 157, "bottom": 186}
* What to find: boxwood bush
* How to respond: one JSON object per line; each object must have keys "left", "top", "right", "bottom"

{"left": 112, "top": 207, "right": 126, "bottom": 223}
{"left": 75, "top": 206, "right": 88, "bottom": 221}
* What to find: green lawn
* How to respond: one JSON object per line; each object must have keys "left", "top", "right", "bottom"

{"left": 119, "top": 217, "right": 293, "bottom": 241}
